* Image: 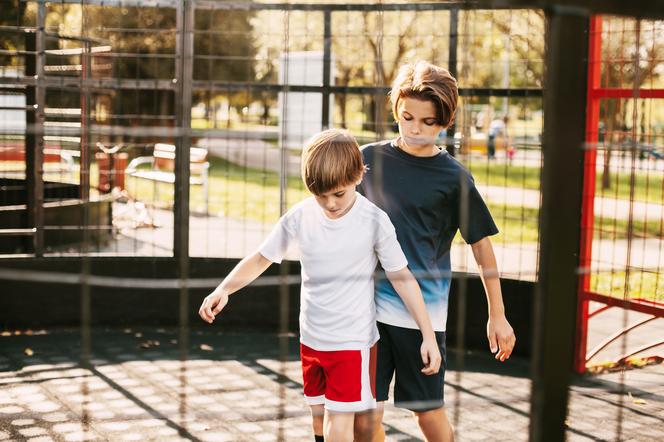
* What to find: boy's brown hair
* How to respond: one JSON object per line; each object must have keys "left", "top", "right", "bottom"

{"left": 301, "top": 128, "right": 365, "bottom": 195}
{"left": 390, "top": 61, "right": 459, "bottom": 128}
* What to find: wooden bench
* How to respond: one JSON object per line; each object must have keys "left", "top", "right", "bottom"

{"left": 125, "top": 143, "right": 210, "bottom": 214}
{"left": 0, "top": 144, "right": 77, "bottom": 172}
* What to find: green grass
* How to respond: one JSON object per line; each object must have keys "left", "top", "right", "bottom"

{"left": 590, "top": 270, "right": 664, "bottom": 302}
{"left": 466, "top": 161, "right": 542, "bottom": 191}
{"left": 125, "top": 157, "right": 310, "bottom": 219}
{"left": 466, "top": 161, "right": 663, "bottom": 204}
{"left": 123, "top": 158, "right": 662, "bottom": 242}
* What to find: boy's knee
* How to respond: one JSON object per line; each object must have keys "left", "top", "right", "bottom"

{"left": 324, "top": 422, "right": 353, "bottom": 442}
{"left": 414, "top": 407, "right": 454, "bottom": 442}
{"left": 324, "top": 412, "right": 355, "bottom": 442}
{"left": 354, "top": 409, "right": 383, "bottom": 442}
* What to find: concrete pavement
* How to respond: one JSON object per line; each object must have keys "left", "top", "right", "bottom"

{"left": 0, "top": 328, "right": 662, "bottom": 441}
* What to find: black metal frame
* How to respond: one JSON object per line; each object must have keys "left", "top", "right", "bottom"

{"left": 5, "top": 1, "right": 664, "bottom": 441}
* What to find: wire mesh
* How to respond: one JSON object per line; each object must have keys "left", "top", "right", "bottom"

{"left": 1, "top": 1, "right": 663, "bottom": 442}
{"left": 577, "top": 15, "right": 664, "bottom": 374}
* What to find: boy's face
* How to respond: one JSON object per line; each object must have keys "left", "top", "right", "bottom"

{"left": 397, "top": 97, "right": 443, "bottom": 154}
{"left": 314, "top": 182, "right": 358, "bottom": 220}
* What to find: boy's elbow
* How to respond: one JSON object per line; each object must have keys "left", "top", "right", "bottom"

{"left": 386, "top": 267, "right": 417, "bottom": 290}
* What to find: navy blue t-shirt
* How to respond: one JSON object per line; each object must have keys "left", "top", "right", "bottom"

{"left": 358, "top": 139, "right": 498, "bottom": 331}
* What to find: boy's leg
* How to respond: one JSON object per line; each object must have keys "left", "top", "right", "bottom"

{"left": 414, "top": 407, "right": 454, "bottom": 442}
{"left": 324, "top": 410, "right": 355, "bottom": 442}
{"left": 353, "top": 402, "right": 385, "bottom": 442}
{"left": 354, "top": 321, "right": 395, "bottom": 442}
{"left": 301, "top": 344, "right": 327, "bottom": 440}
{"left": 321, "top": 344, "right": 377, "bottom": 441}
{"left": 310, "top": 404, "right": 324, "bottom": 439}
{"left": 381, "top": 323, "right": 451, "bottom": 441}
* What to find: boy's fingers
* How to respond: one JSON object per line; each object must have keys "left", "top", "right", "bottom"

{"left": 198, "top": 297, "right": 217, "bottom": 323}
{"left": 198, "top": 302, "right": 208, "bottom": 321}
{"left": 434, "top": 353, "right": 442, "bottom": 371}
{"left": 421, "top": 348, "right": 430, "bottom": 367}
{"left": 488, "top": 333, "right": 498, "bottom": 353}
{"left": 211, "top": 298, "right": 227, "bottom": 315}
{"left": 495, "top": 348, "right": 510, "bottom": 362}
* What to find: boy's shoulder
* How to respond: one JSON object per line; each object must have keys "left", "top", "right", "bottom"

{"left": 282, "top": 196, "right": 316, "bottom": 221}
{"left": 355, "top": 194, "right": 394, "bottom": 228}
{"left": 360, "top": 139, "right": 392, "bottom": 155}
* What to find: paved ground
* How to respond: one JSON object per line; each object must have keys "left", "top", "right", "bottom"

{"left": 0, "top": 328, "right": 662, "bottom": 442}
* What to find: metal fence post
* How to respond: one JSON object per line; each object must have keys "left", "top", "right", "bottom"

{"left": 25, "top": 4, "right": 46, "bottom": 256}
{"left": 530, "top": 10, "right": 589, "bottom": 442}
{"left": 446, "top": 6, "right": 459, "bottom": 156}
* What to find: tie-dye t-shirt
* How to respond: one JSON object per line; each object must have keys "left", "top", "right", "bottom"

{"left": 358, "top": 140, "right": 498, "bottom": 331}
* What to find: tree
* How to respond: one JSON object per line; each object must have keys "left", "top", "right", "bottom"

{"left": 599, "top": 18, "right": 663, "bottom": 189}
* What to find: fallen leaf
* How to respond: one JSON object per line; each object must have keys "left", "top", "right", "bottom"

{"left": 628, "top": 391, "right": 647, "bottom": 405}
{"left": 199, "top": 344, "right": 213, "bottom": 351}
{"left": 24, "top": 348, "right": 34, "bottom": 356}
{"left": 0, "top": 331, "right": 10, "bottom": 337}
{"left": 134, "top": 332, "right": 143, "bottom": 338}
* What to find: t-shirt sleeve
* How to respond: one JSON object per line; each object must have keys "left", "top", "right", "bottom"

{"left": 458, "top": 171, "right": 499, "bottom": 245}
{"left": 258, "top": 211, "right": 297, "bottom": 264}
{"left": 374, "top": 211, "right": 409, "bottom": 272}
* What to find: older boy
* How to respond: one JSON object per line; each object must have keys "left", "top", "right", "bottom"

{"left": 355, "top": 62, "right": 516, "bottom": 441}
{"left": 199, "top": 128, "right": 441, "bottom": 442}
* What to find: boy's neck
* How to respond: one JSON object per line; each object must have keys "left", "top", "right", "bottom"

{"left": 396, "top": 137, "right": 440, "bottom": 157}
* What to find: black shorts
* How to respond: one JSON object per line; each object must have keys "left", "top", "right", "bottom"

{"left": 375, "top": 321, "right": 447, "bottom": 412}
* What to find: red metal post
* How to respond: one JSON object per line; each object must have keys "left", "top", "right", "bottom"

{"left": 574, "top": 15, "right": 602, "bottom": 374}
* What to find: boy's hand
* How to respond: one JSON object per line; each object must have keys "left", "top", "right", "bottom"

{"left": 487, "top": 315, "right": 515, "bottom": 361}
{"left": 420, "top": 338, "right": 442, "bottom": 375}
{"left": 198, "top": 291, "right": 229, "bottom": 324}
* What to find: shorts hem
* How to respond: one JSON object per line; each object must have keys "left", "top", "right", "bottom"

{"left": 393, "top": 399, "right": 445, "bottom": 412}
{"left": 325, "top": 398, "right": 377, "bottom": 413}
{"left": 304, "top": 394, "right": 325, "bottom": 405}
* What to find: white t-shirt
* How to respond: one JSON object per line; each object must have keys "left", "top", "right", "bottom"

{"left": 259, "top": 193, "right": 408, "bottom": 351}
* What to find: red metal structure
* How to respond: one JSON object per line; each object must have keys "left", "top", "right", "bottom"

{"left": 575, "top": 15, "right": 664, "bottom": 373}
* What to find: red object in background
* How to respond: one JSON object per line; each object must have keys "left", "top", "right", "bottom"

{"left": 574, "top": 15, "right": 664, "bottom": 374}
{"left": 0, "top": 143, "right": 65, "bottom": 163}
{"left": 95, "top": 152, "right": 128, "bottom": 193}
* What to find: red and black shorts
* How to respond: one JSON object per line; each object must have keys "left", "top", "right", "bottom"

{"left": 300, "top": 343, "right": 377, "bottom": 412}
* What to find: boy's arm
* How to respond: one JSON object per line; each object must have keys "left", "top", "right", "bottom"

{"left": 470, "top": 236, "right": 516, "bottom": 361}
{"left": 385, "top": 267, "right": 442, "bottom": 375}
{"left": 198, "top": 251, "right": 272, "bottom": 324}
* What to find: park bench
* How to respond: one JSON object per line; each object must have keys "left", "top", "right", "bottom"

{"left": 125, "top": 143, "right": 210, "bottom": 214}
{"left": 0, "top": 144, "right": 77, "bottom": 174}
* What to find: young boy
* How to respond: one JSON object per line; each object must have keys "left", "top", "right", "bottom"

{"left": 198, "top": 128, "right": 442, "bottom": 442}
{"left": 354, "top": 62, "right": 517, "bottom": 441}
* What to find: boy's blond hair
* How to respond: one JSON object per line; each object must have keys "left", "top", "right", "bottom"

{"left": 390, "top": 61, "right": 459, "bottom": 128}
{"left": 301, "top": 128, "right": 365, "bottom": 195}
